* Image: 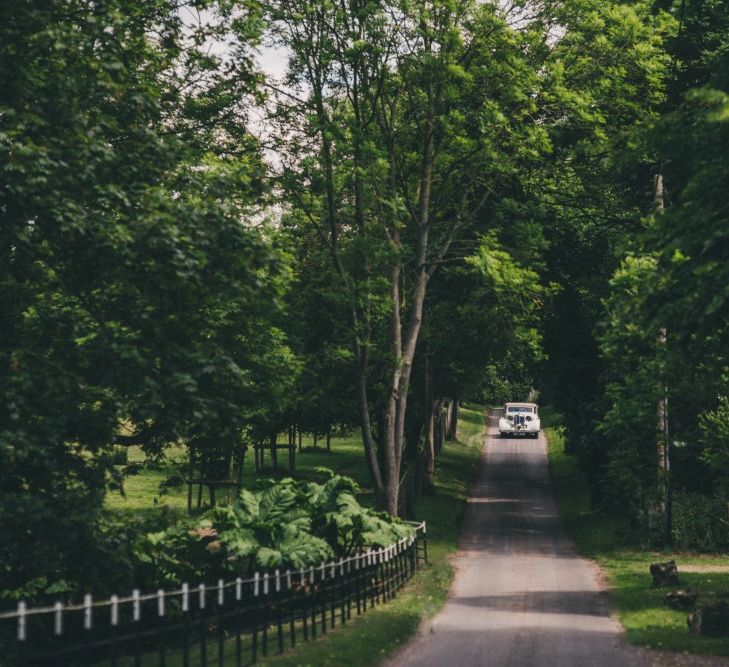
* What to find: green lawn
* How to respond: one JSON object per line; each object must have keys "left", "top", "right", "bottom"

{"left": 546, "top": 415, "right": 729, "bottom": 657}
{"left": 106, "top": 434, "right": 375, "bottom": 513}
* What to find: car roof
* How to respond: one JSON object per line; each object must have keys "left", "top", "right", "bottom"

{"left": 504, "top": 402, "right": 538, "bottom": 407}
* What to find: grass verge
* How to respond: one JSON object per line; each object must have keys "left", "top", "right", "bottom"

{"left": 545, "top": 413, "right": 729, "bottom": 657}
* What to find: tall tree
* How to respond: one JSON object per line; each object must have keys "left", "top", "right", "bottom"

{"left": 268, "top": 0, "right": 549, "bottom": 512}
{"left": 593, "top": 0, "right": 729, "bottom": 542}
{"left": 0, "top": 0, "right": 273, "bottom": 596}
{"left": 523, "top": 0, "right": 674, "bottom": 503}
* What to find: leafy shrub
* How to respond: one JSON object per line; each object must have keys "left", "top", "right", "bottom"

{"left": 137, "top": 475, "right": 413, "bottom": 587}
{"left": 671, "top": 492, "right": 729, "bottom": 552}
{"left": 700, "top": 397, "right": 729, "bottom": 496}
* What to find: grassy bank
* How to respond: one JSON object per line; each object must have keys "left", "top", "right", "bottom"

{"left": 546, "top": 417, "right": 729, "bottom": 657}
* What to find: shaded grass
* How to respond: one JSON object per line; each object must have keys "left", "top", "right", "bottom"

{"left": 546, "top": 418, "right": 729, "bottom": 657}
{"left": 105, "top": 444, "right": 188, "bottom": 512}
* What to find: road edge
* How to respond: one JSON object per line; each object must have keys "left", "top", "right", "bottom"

{"left": 381, "top": 406, "right": 489, "bottom": 667}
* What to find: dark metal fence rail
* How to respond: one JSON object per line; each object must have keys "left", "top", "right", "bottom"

{"left": 1, "top": 523, "right": 427, "bottom": 667}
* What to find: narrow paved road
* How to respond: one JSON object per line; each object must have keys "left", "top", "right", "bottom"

{"left": 392, "top": 410, "right": 642, "bottom": 667}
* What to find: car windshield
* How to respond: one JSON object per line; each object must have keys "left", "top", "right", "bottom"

{"left": 507, "top": 407, "right": 533, "bottom": 413}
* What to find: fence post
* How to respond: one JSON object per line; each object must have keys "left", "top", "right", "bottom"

{"left": 199, "top": 583, "right": 208, "bottom": 667}
{"left": 329, "top": 563, "right": 336, "bottom": 629}
{"left": 262, "top": 573, "right": 269, "bottom": 656}
{"left": 235, "top": 577, "right": 243, "bottom": 667}
{"left": 389, "top": 546, "right": 396, "bottom": 599}
{"left": 15, "top": 601, "right": 26, "bottom": 667}
{"left": 286, "top": 569, "right": 296, "bottom": 648}
{"left": 421, "top": 523, "right": 429, "bottom": 564}
{"left": 217, "top": 579, "right": 225, "bottom": 667}
{"left": 339, "top": 559, "right": 346, "bottom": 624}
{"left": 300, "top": 567, "right": 308, "bottom": 641}
{"left": 252, "top": 573, "right": 259, "bottom": 661}
{"left": 82, "top": 593, "right": 93, "bottom": 667}
{"left": 355, "top": 554, "right": 362, "bottom": 615}
{"left": 109, "top": 596, "right": 119, "bottom": 667}
{"left": 309, "top": 567, "right": 317, "bottom": 638}
{"left": 275, "top": 569, "right": 285, "bottom": 654}
{"left": 158, "top": 589, "right": 167, "bottom": 667}
{"left": 133, "top": 589, "right": 141, "bottom": 667}
{"left": 368, "top": 551, "right": 376, "bottom": 609}
{"left": 319, "top": 564, "right": 327, "bottom": 635}
{"left": 182, "top": 583, "right": 190, "bottom": 667}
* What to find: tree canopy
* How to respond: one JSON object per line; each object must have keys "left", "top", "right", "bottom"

{"left": 2, "top": 0, "right": 729, "bottom": 598}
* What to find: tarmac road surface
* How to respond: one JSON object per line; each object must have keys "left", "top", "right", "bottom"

{"left": 390, "top": 410, "right": 642, "bottom": 667}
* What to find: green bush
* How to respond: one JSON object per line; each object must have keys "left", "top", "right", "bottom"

{"left": 136, "top": 475, "right": 414, "bottom": 587}
{"left": 671, "top": 492, "right": 729, "bottom": 551}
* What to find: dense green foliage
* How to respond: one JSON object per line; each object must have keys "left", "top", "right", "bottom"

{"left": 538, "top": 0, "right": 729, "bottom": 549}
{"left": 139, "top": 475, "right": 413, "bottom": 587}
{"left": 2, "top": 0, "right": 728, "bottom": 605}
{"left": 0, "top": 0, "right": 292, "bottom": 599}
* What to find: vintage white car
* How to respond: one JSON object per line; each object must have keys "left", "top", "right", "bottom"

{"left": 499, "top": 402, "right": 540, "bottom": 438}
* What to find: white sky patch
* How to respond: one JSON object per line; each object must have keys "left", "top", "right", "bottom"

{"left": 256, "top": 43, "right": 289, "bottom": 81}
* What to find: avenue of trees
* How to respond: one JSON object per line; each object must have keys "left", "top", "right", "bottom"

{"left": 1, "top": 0, "right": 727, "bottom": 598}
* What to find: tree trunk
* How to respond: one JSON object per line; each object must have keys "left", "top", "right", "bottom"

{"left": 356, "top": 342, "right": 386, "bottom": 507}
{"left": 423, "top": 353, "right": 436, "bottom": 493}
{"left": 654, "top": 171, "right": 671, "bottom": 544}
{"left": 376, "top": 85, "right": 436, "bottom": 516}
{"left": 271, "top": 433, "right": 278, "bottom": 469}
{"left": 388, "top": 98, "right": 436, "bottom": 513}
{"left": 311, "top": 62, "right": 386, "bottom": 508}
{"left": 447, "top": 399, "right": 459, "bottom": 441}
{"left": 381, "top": 259, "right": 403, "bottom": 514}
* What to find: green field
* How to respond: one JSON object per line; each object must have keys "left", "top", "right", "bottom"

{"left": 106, "top": 434, "right": 375, "bottom": 513}
{"left": 546, "top": 416, "right": 729, "bottom": 657}
{"left": 105, "top": 405, "right": 486, "bottom": 666}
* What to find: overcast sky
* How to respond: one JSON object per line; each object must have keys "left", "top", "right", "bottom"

{"left": 257, "top": 43, "right": 288, "bottom": 81}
